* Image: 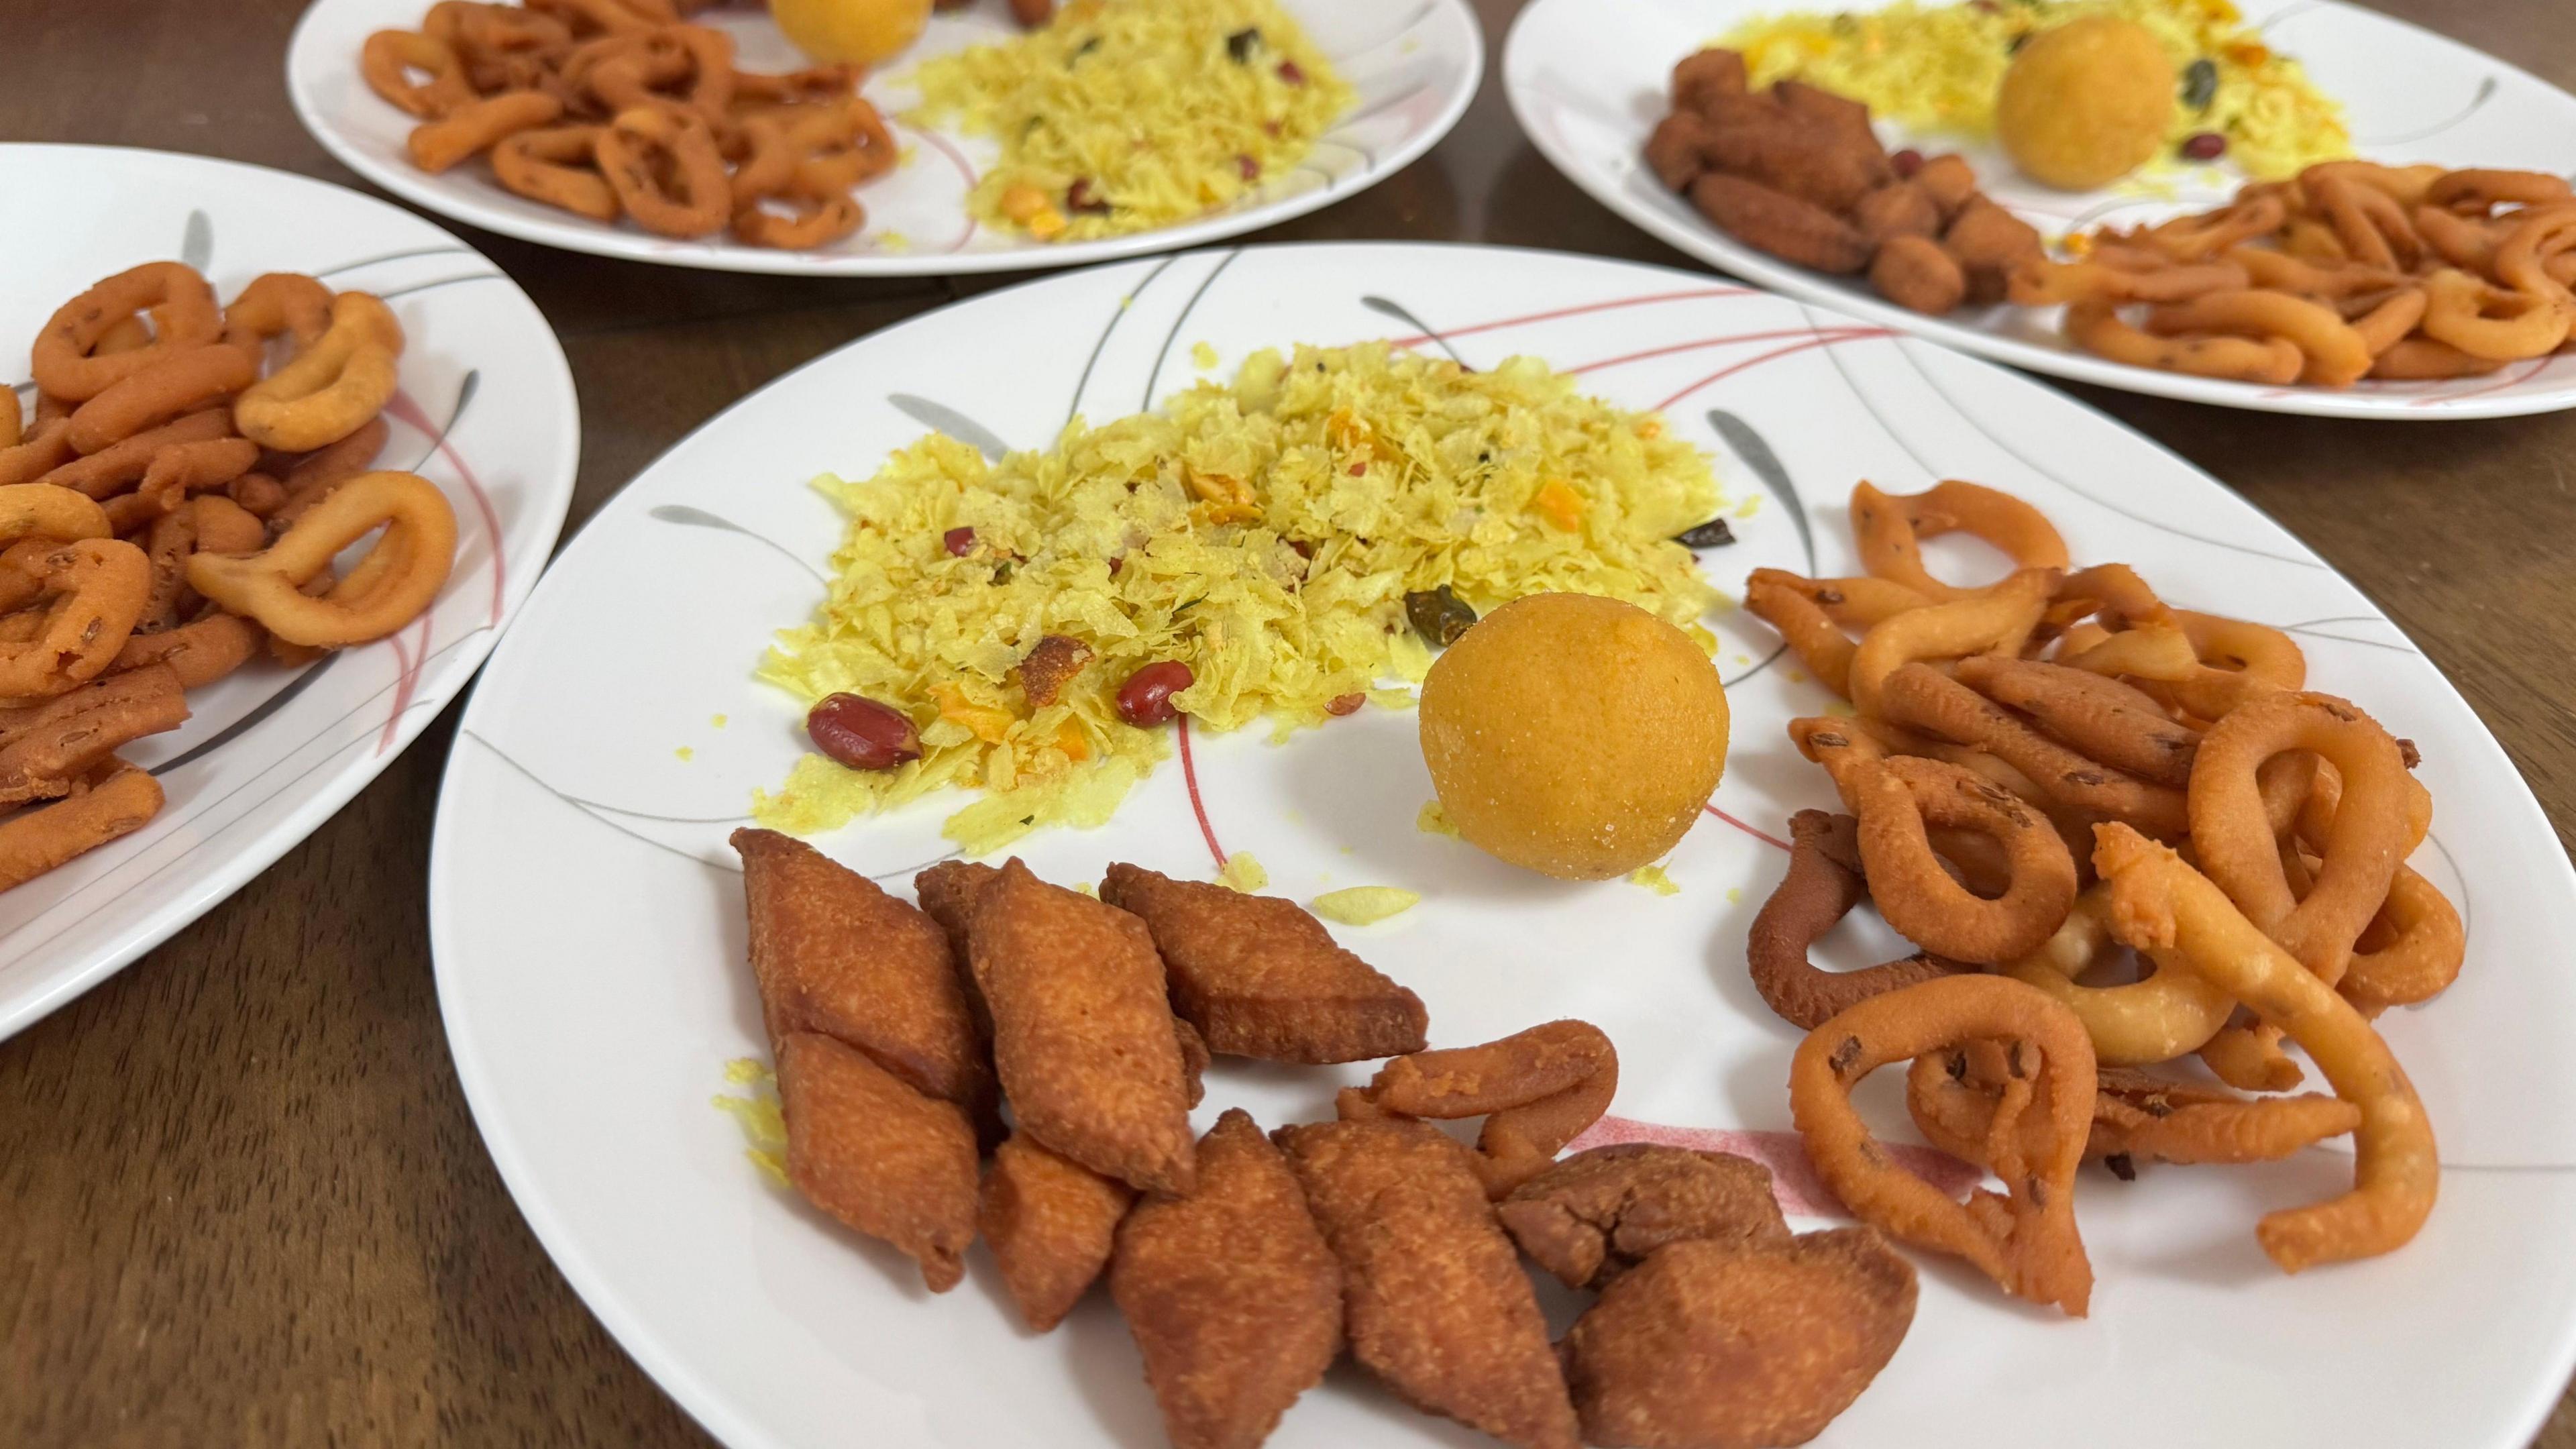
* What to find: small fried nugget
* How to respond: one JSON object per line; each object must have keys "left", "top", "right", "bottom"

{"left": 1943, "top": 195, "right": 2045, "bottom": 305}
{"left": 1671, "top": 47, "right": 1748, "bottom": 116}
{"left": 1497, "top": 1144, "right": 1788, "bottom": 1290}
{"left": 1112, "top": 1110, "right": 1343, "bottom": 1449}
{"left": 1689, "top": 173, "right": 1870, "bottom": 274}
{"left": 1101, "top": 863, "right": 1430, "bottom": 1064}
{"left": 1275, "top": 1118, "right": 1579, "bottom": 1449}
{"left": 1646, "top": 111, "right": 1720, "bottom": 193}
{"left": 775, "top": 1032, "right": 980, "bottom": 1293}
{"left": 972, "top": 859, "right": 1197, "bottom": 1194}
{"left": 1563, "top": 1231, "right": 1916, "bottom": 1449}
{"left": 981, "top": 1132, "right": 1135, "bottom": 1332}
{"left": 734, "top": 829, "right": 996, "bottom": 1119}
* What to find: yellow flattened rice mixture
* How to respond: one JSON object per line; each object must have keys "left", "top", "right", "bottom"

{"left": 909, "top": 0, "right": 1352, "bottom": 241}
{"left": 753, "top": 343, "right": 1726, "bottom": 857}
{"left": 1726, "top": 0, "right": 2349, "bottom": 180}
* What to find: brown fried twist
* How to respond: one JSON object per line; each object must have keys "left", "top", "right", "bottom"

{"left": 1748, "top": 810, "right": 1970, "bottom": 1030}
{"left": 1340, "top": 1020, "right": 1618, "bottom": 1195}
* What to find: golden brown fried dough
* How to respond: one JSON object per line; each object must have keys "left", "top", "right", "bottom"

{"left": 1101, "top": 863, "right": 1430, "bottom": 1063}
{"left": 1497, "top": 1144, "right": 1788, "bottom": 1290}
{"left": 1689, "top": 173, "right": 1870, "bottom": 274}
{"left": 733, "top": 828, "right": 995, "bottom": 1121}
{"left": 971, "top": 859, "right": 1197, "bottom": 1194}
{"left": 1275, "top": 1118, "right": 1579, "bottom": 1449}
{"left": 1173, "top": 1015, "right": 1210, "bottom": 1108}
{"left": 1340, "top": 1020, "right": 1619, "bottom": 1195}
{"left": 0, "top": 665, "right": 189, "bottom": 808}
{"left": 775, "top": 1032, "right": 979, "bottom": 1293}
{"left": 1563, "top": 1231, "right": 1916, "bottom": 1449}
{"left": 1112, "top": 1110, "right": 1343, "bottom": 1449}
{"left": 1670, "top": 48, "right": 1748, "bottom": 117}
{"left": 980, "top": 1132, "right": 1134, "bottom": 1332}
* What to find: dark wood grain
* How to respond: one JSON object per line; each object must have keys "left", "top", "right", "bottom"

{"left": 2, "top": 0, "right": 2571, "bottom": 1445}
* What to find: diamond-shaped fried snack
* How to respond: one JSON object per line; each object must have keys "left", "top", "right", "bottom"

{"left": 981, "top": 1132, "right": 1135, "bottom": 1332}
{"left": 1497, "top": 1143, "right": 1790, "bottom": 1290}
{"left": 775, "top": 1032, "right": 980, "bottom": 1293}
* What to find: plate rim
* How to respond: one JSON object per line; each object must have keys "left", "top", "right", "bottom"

{"left": 0, "top": 139, "right": 581, "bottom": 1040}
{"left": 284, "top": 0, "right": 1487, "bottom": 278}
{"left": 425, "top": 237, "right": 2576, "bottom": 1449}
{"left": 1499, "top": 0, "right": 2576, "bottom": 421}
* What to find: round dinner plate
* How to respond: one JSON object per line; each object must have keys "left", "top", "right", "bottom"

{"left": 0, "top": 144, "right": 576, "bottom": 1039}
{"left": 286, "top": 0, "right": 1481, "bottom": 276}
{"left": 430, "top": 242, "right": 2576, "bottom": 1449}
{"left": 1503, "top": 0, "right": 2576, "bottom": 419}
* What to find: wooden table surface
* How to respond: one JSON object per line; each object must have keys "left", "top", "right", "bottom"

{"left": 5, "top": 0, "right": 2574, "bottom": 1443}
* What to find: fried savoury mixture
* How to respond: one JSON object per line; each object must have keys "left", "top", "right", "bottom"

{"left": 753, "top": 343, "right": 1725, "bottom": 854}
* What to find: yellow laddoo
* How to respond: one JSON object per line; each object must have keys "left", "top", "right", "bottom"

{"left": 1417, "top": 593, "right": 1730, "bottom": 881}
{"left": 1995, "top": 16, "right": 2175, "bottom": 191}
{"left": 770, "top": 0, "right": 931, "bottom": 66}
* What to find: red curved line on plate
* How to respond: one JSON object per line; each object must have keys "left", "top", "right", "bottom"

{"left": 1703, "top": 804, "right": 1791, "bottom": 853}
{"left": 1173, "top": 716, "right": 1226, "bottom": 869}
{"left": 379, "top": 630, "right": 418, "bottom": 756}
{"left": 895, "top": 121, "right": 982, "bottom": 254}
{"left": 2410, "top": 355, "right": 2552, "bottom": 407}
{"left": 1652, "top": 329, "right": 1898, "bottom": 412}
{"left": 1565, "top": 1114, "right": 1982, "bottom": 1219}
{"left": 384, "top": 389, "right": 504, "bottom": 629}
{"left": 1384, "top": 287, "right": 1757, "bottom": 350}
{"left": 1569, "top": 326, "right": 1892, "bottom": 376}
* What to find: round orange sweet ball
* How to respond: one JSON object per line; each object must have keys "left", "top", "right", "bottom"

{"left": 1418, "top": 592, "right": 1731, "bottom": 881}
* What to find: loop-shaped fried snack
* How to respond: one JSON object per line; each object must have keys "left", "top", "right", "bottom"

{"left": 0, "top": 665, "right": 189, "bottom": 804}
{"left": 272, "top": 416, "right": 391, "bottom": 527}
{"left": 2346, "top": 286, "right": 2429, "bottom": 356}
{"left": 2369, "top": 335, "right": 2508, "bottom": 380}
{"left": 596, "top": 104, "right": 731, "bottom": 238}
{"left": 2341, "top": 865, "right": 2465, "bottom": 1011}
{"left": 0, "top": 759, "right": 164, "bottom": 890}
{"left": 2094, "top": 825, "right": 2436, "bottom": 1272}
{"left": 111, "top": 611, "right": 263, "bottom": 691}
{"left": 1758, "top": 571, "right": 1933, "bottom": 631}
{"left": 492, "top": 125, "right": 621, "bottom": 221}
{"left": 590, "top": 23, "right": 733, "bottom": 119}
{"left": 1788, "top": 716, "right": 2016, "bottom": 897}
{"left": 32, "top": 262, "right": 224, "bottom": 402}
{"left": 1788, "top": 974, "right": 2095, "bottom": 1315}
{"left": 63, "top": 344, "right": 256, "bottom": 456}
{"left": 232, "top": 293, "right": 402, "bottom": 453}
{"left": 724, "top": 111, "right": 798, "bottom": 208}
{"left": 28, "top": 408, "right": 232, "bottom": 500}
{"left": 2490, "top": 204, "right": 2576, "bottom": 309}
{"left": 2223, "top": 245, "right": 2404, "bottom": 301}
{"left": 2064, "top": 299, "right": 2304, "bottom": 384}
{"left": 186, "top": 470, "right": 456, "bottom": 648}
{"left": 2142, "top": 289, "right": 2373, "bottom": 387}
{"left": 1743, "top": 571, "right": 1856, "bottom": 697}
{"left": 408, "top": 89, "right": 565, "bottom": 173}
{"left": 2420, "top": 266, "right": 2572, "bottom": 360}
{"left": 2008, "top": 255, "right": 2250, "bottom": 307}
{"left": 733, "top": 188, "right": 865, "bottom": 250}
{"left": 1876, "top": 662, "right": 2189, "bottom": 839}
{"left": 1953, "top": 654, "right": 2199, "bottom": 788}
{"left": 2307, "top": 173, "right": 2423, "bottom": 273}
{"left": 784, "top": 95, "right": 901, "bottom": 194}
{"left": 1850, "top": 479, "right": 2069, "bottom": 602}
{"left": 1748, "top": 809, "right": 1969, "bottom": 1030}
{"left": 2423, "top": 168, "right": 2573, "bottom": 215}
{"left": 1994, "top": 883, "right": 2235, "bottom": 1065}
{"left": 1907, "top": 1053, "right": 2358, "bottom": 1170}
{"left": 1849, "top": 755, "right": 2077, "bottom": 964}
{"left": 1845, "top": 567, "right": 2053, "bottom": 718}
{"left": 0, "top": 420, "right": 76, "bottom": 490}
{"left": 0, "top": 484, "right": 111, "bottom": 550}
{"left": 221, "top": 272, "right": 335, "bottom": 362}
{"left": 362, "top": 29, "right": 476, "bottom": 117}
{"left": 0, "top": 538, "right": 151, "bottom": 699}
{"left": 2188, "top": 691, "right": 2412, "bottom": 987}
{"left": 1340, "top": 1020, "right": 1618, "bottom": 1197}
{"left": 2131, "top": 191, "right": 2287, "bottom": 262}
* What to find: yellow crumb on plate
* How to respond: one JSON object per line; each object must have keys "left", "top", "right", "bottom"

{"left": 1312, "top": 885, "right": 1421, "bottom": 924}
{"left": 711, "top": 713, "right": 729, "bottom": 729}
{"left": 1191, "top": 341, "right": 1219, "bottom": 368}
{"left": 675, "top": 746, "right": 695, "bottom": 761}
{"left": 712, "top": 1059, "right": 789, "bottom": 1187}
{"left": 1220, "top": 852, "right": 1268, "bottom": 891}
{"left": 1629, "top": 863, "right": 1680, "bottom": 896}
{"left": 1417, "top": 800, "right": 1461, "bottom": 839}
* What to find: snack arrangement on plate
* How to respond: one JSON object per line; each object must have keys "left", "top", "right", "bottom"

{"left": 728, "top": 833, "right": 1919, "bottom": 1449}
{"left": 1743, "top": 479, "right": 2451, "bottom": 1293}
{"left": 1650, "top": 46, "right": 2576, "bottom": 386}
{"left": 0, "top": 261, "right": 460, "bottom": 895}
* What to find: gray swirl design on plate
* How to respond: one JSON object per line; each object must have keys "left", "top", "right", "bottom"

{"left": 1360, "top": 297, "right": 1468, "bottom": 366}
{"left": 890, "top": 394, "right": 1012, "bottom": 461}
{"left": 1142, "top": 250, "right": 1243, "bottom": 409}
{"left": 648, "top": 506, "right": 829, "bottom": 586}
{"left": 1703, "top": 409, "right": 1803, "bottom": 688}
{"left": 180, "top": 209, "right": 213, "bottom": 272}
{"left": 2357, "top": 75, "right": 2500, "bottom": 148}
{"left": 1067, "top": 255, "right": 1181, "bottom": 427}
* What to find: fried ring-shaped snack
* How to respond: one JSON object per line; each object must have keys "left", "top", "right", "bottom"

{"left": 2491, "top": 204, "right": 2576, "bottom": 308}
{"left": 31, "top": 262, "right": 224, "bottom": 403}
{"left": 1743, "top": 572, "right": 1856, "bottom": 697}
{"left": 1790, "top": 975, "right": 2094, "bottom": 1314}
{"left": 362, "top": 29, "right": 475, "bottom": 117}
{"left": 227, "top": 472, "right": 288, "bottom": 519}
{"left": 2307, "top": 174, "right": 2422, "bottom": 273}
{"left": 0, "top": 421, "right": 76, "bottom": 489}
{"left": 221, "top": 272, "right": 336, "bottom": 364}
{"left": 733, "top": 188, "right": 865, "bottom": 250}
{"left": 2133, "top": 192, "right": 2287, "bottom": 262}
{"left": 2008, "top": 255, "right": 2250, "bottom": 307}
{"left": 2347, "top": 287, "right": 2428, "bottom": 357}
{"left": 1760, "top": 571, "right": 1933, "bottom": 631}
{"left": 233, "top": 293, "right": 402, "bottom": 453}
{"left": 272, "top": 415, "right": 392, "bottom": 528}
{"left": 137, "top": 508, "right": 197, "bottom": 633}
{"left": 1846, "top": 567, "right": 2053, "bottom": 717}
{"left": 2094, "top": 825, "right": 2436, "bottom": 1271}
{"left": 2299, "top": 160, "right": 2444, "bottom": 207}
{"left": 1787, "top": 717, "right": 2017, "bottom": 897}
{"left": 2420, "top": 267, "right": 2571, "bottom": 360}
{"left": 2341, "top": 865, "right": 2465, "bottom": 1010}
{"left": 2063, "top": 299, "right": 2304, "bottom": 384}
{"left": 491, "top": 125, "right": 621, "bottom": 222}
{"left": 2221, "top": 246, "right": 2404, "bottom": 301}
{"left": 595, "top": 105, "right": 731, "bottom": 239}
{"left": 595, "top": 22, "right": 735, "bottom": 119}
{"left": 63, "top": 345, "right": 256, "bottom": 457}
{"left": 0, "top": 665, "right": 189, "bottom": 804}
{"left": 1877, "top": 663, "right": 2190, "bottom": 839}
{"left": 0, "top": 760, "right": 164, "bottom": 890}
{"left": 784, "top": 95, "right": 901, "bottom": 193}
{"left": 1995, "top": 883, "right": 2235, "bottom": 1064}
{"left": 0, "top": 537, "right": 152, "bottom": 698}
{"left": 2410, "top": 203, "right": 2504, "bottom": 274}
{"left": 2424, "top": 168, "right": 2573, "bottom": 215}
{"left": 1851, "top": 755, "right": 2078, "bottom": 963}
{"left": 724, "top": 112, "right": 798, "bottom": 208}
{"left": 0, "top": 484, "right": 111, "bottom": 550}
{"left": 1340, "top": 1020, "right": 1619, "bottom": 1197}
{"left": 527, "top": 0, "right": 669, "bottom": 35}
{"left": 2142, "top": 289, "right": 2374, "bottom": 388}
{"left": 0, "top": 388, "right": 19, "bottom": 451}
{"left": 1749, "top": 810, "right": 1970, "bottom": 1030}
{"left": 1851, "top": 479, "right": 2070, "bottom": 602}
{"left": 2189, "top": 692, "right": 2412, "bottom": 988}
{"left": 409, "top": 89, "right": 564, "bottom": 173}
{"left": 1909, "top": 1055, "right": 2357, "bottom": 1169}
{"left": 28, "top": 409, "right": 232, "bottom": 500}
{"left": 186, "top": 471, "right": 456, "bottom": 648}
{"left": 1953, "top": 655, "right": 2199, "bottom": 787}
{"left": 2368, "top": 336, "right": 2508, "bottom": 380}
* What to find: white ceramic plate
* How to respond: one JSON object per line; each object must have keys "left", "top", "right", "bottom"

{"left": 1504, "top": 0, "right": 2576, "bottom": 419}
{"left": 287, "top": 0, "right": 1481, "bottom": 276}
{"left": 0, "top": 144, "right": 576, "bottom": 1039}
{"left": 431, "top": 243, "right": 2576, "bottom": 1449}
